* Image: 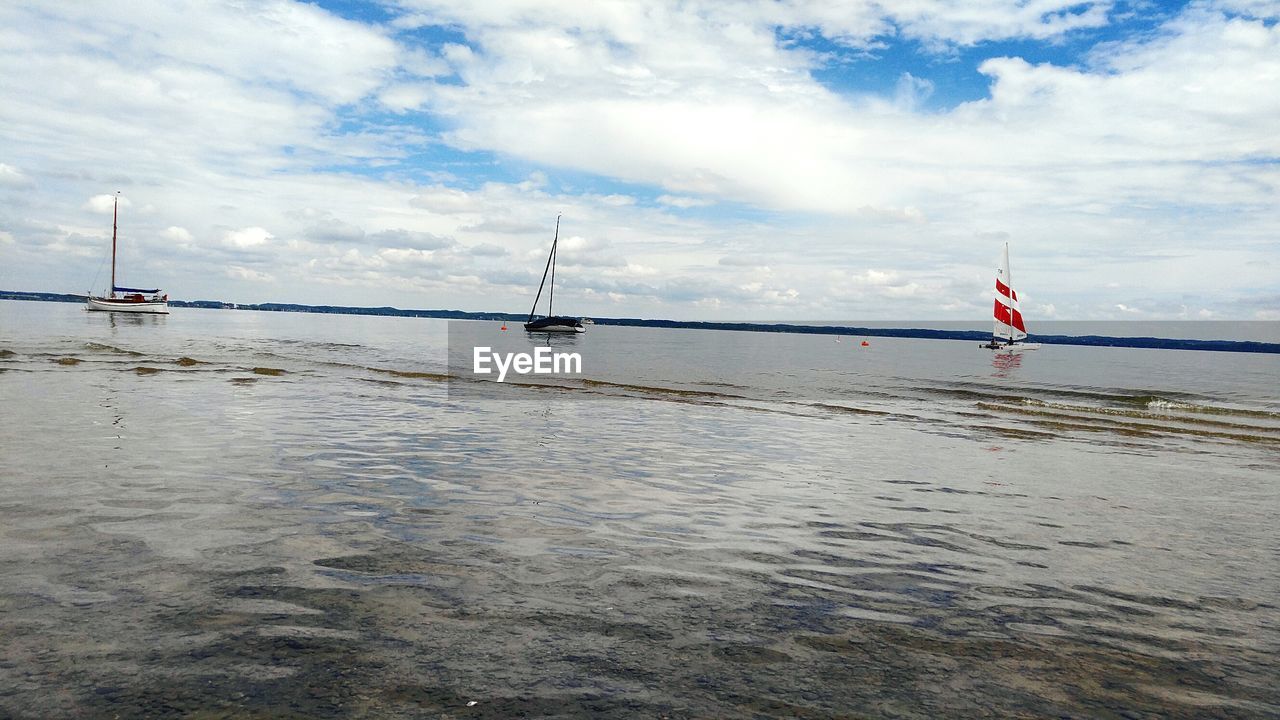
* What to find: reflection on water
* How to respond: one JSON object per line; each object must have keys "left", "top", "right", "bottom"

{"left": 990, "top": 350, "right": 1023, "bottom": 377}
{"left": 539, "top": 331, "right": 583, "bottom": 348}
{"left": 1, "top": 301, "right": 1278, "bottom": 718}
{"left": 102, "top": 309, "right": 167, "bottom": 330}
{"left": 100, "top": 381, "right": 124, "bottom": 445}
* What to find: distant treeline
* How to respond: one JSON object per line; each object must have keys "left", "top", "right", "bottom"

{"left": 4, "top": 289, "right": 1277, "bottom": 353}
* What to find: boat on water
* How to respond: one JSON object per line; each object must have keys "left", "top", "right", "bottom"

{"left": 86, "top": 193, "right": 169, "bottom": 314}
{"left": 982, "top": 242, "right": 1039, "bottom": 352}
{"left": 524, "top": 214, "right": 584, "bottom": 333}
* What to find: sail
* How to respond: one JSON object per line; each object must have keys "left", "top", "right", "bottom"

{"left": 992, "top": 243, "right": 1028, "bottom": 342}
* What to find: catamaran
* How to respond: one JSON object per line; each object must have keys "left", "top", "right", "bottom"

{"left": 524, "top": 214, "right": 585, "bottom": 333}
{"left": 86, "top": 193, "right": 169, "bottom": 314}
{"left": 982, "top": 242, "right": 1039, "bottom": 351}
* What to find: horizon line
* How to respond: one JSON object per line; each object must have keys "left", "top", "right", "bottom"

{"left": 3, "top": 291, "right": 1277, "bottom": 354}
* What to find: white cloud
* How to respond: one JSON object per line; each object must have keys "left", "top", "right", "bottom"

{"left": 599, "top": 194, "right": 636, "bottom": 207}
{"left": 226, "top": 265, "right": 275, "bottom": 283}
{"left": 885, "top": 1, "right": 1113, "bottom": 46}
{"left": 859, "top": 269, "right": 899, "bottom": 286}
{"left": 368, "top": 228, "right": 454, "bottom": 251}
{"left": 657, "top": 195, "right": 712, "bottom": 208}
{"left": 467, "top": 242, "right": 508, "bottom": 257}
{"left": 85, "top": 194, "right": 129, "bottom": 213}
{"left": 856, "top": 205, "right": 927, "bottom": 224}
{"left": 0, "top": 1, "right": 1275, "bottom": 319}
{"left": 0, "top": 163, "right": 30, "bottom": 187}
{"left": 162, "top": 226, "right": 194, "bottom": 243}
{"left": 407, "top": 0, "right": 1280, "bottom": 225}
{"left": 411, "top": 186, "right": 482, "bottom": 214}
{"left": 893, "top": 73, "right": 934, "bottom": 111}
{"left": 719, "top": 255, "right": 770, "bottom": 269}
{"left": 225, "top": 227, "right": 274, "bottom": 249}
{"left": 46, "top": 1, "right": 398, "bottom": 106}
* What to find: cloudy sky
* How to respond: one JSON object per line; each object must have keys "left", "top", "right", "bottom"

{"left": 1, "top": 0, "right": 1277, "bottom": 321}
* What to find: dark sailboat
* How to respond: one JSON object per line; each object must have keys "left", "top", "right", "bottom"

{"left": 524, "top": 214, "right": 584, "bottom": 333}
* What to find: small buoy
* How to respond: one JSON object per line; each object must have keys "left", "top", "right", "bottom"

{"left": 500, "top": 324, "right": 507, "bottom": 331}
{"left": 861, "top": 340, "right": 869, "bottom": 347}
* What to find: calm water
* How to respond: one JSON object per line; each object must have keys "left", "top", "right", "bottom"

{"left": 1, "top": 300, "right": 1277, "bottom": 718}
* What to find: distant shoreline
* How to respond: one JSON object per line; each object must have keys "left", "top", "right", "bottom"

{"left": 4, "top": 290, "right": 1277, "bottom": 354}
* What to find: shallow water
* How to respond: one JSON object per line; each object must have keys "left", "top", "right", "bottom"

{"left": 1, "top": 300, "right": 1278, "bottom": 718}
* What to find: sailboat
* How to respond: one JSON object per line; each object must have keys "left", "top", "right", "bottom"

{"left": 86, "top": 193, "right": 169, "bottom": 314}
{"left": 981, "top": 242, "right": 1039, "bottom": 351}
{"left": 524, "top": 214, "right": 584, "bottom": 333}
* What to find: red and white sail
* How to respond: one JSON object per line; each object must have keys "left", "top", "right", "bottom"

{"left": 993, "top": 243, "right": 1027, "bottom": 342}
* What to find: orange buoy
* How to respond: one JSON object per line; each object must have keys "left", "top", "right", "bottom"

{"left": 861, "top": 340, "right": 869, "bottom": 347}
{"left": 500, "top": 324, "right": 508, "bottom": 331}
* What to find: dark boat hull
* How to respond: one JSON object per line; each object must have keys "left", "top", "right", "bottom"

{"left": 524, "top": 316, "right": 585, "bottom": 333}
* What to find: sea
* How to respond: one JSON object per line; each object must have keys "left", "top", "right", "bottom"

{"left": 1, "top": 298, "right": 1277, "bottom": 719}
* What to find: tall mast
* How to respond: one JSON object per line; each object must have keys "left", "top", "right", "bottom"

{"left": 527, "top": 214, "right": 561, "bottom": 323}
{"left": 548, "top": 225, "right": 556, "bottom": 317}
{"left": 1004, "top": 243, "right": 1013, "bottom": 344}
{"left": 111, "top": 192, "right": 119, "bottom": 298}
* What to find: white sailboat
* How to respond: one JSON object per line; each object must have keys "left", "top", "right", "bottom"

{"left": 86, "top": 193, "right": 169, "bottom": 314}
{"left": 982, "top": 242, "right": 1039, "bottom": 352}
{"left": 524, "top": 214, "right": 584, "bottom": 333}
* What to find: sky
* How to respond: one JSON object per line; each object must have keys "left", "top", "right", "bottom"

{"left": 0, "top": 0, "right": 1277, "bottom": 321}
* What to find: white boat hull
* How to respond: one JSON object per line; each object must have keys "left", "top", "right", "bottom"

{"left": 86, "top": 297, "right": 170, "bottom": 314}
{"left": 991, "top": 342, "right": 1040, "bottom": 352}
